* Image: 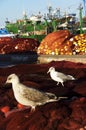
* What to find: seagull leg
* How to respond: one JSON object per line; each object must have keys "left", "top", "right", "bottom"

{"left": 61, "top": 82, "right": 64, "bottom": 86}
{"left": 30, "top": 106, "right": 36, "bottom": 112}
{"left": 57, "top": 82, "right": 59, "bottom": 85}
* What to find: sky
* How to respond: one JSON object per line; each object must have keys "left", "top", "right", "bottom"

{"left": 0, "top": 0, "right": 84, "bottom": 27}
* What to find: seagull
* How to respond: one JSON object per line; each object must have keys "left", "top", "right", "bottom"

{"left": 5, "top": 73, "right": 67, "bottom": 111}
{"left": 47, "top": 67, "right": 75, "bottom": 86}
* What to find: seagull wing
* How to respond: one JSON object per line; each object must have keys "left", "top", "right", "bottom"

{"left": 19, "top": 84, "right": 50, "bottom": 102}
{"left": 56, "top": 71, "right": 68, "bottom": 79}
{"left": 57, "top": 72, "right": 75, "bottom": 81}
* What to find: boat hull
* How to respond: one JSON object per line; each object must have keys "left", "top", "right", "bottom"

{"left": 0, "top": 52, "right": 38, "bottom": 67}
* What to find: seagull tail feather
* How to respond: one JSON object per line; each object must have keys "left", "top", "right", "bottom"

{"left": 46, "top": 93, "right": 68, "bottom": 103}
{"left": 67, "top": 75, "right": 75, "bottom": 80}
{"left": 46, "top": 92, "right": 57, "bottom": 100}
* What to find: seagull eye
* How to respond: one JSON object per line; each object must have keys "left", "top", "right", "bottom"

{"left": 8, "top": 77, "right": 12, "bottom": 80}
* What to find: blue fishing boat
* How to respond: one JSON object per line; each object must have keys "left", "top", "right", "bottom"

{"left": 0, "top": 28, "right": 15, "bottom": 38}
{"left": 0, "top": 51, "right": 38, "bottom": 67}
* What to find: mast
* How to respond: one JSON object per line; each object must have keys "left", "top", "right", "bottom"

{"left": 79, "top": 4, "right": 83, "bottom": 34}
{"left": 83, "top": 0, "right": 86, "bottom": 16}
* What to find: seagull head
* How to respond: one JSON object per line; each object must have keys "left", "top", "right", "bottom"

{"left": 6, "top": 73, "right": 20, "bottom": 85}
{"left": 47, "top": 66, "right": 55, "bottom": 73}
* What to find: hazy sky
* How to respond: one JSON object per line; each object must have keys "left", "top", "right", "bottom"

{"left": 0, "top": 0, "right": 84, "bottom": 27}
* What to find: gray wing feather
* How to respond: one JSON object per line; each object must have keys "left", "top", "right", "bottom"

{"left": 56, "top": 72, "right": 75, "bottom": 80}
{"left": 19, "top": 85, "right": 49, "bottom": 102}
{"left": 56, "top": 72, "right": 68, "bottom": 79}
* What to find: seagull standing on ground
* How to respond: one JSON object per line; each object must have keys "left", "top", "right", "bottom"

{"left": 5, "top": 73, "right": 66, "bottom": 111}
{"left": 47, "top": 67, "right": 75, "bottom": 86}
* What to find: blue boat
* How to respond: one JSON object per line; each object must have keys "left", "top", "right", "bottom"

{"left": 0, "top": 28, "right": 15, "bottom": 38}
{"left": 0, "top": 51, "right": 38, "bottom": 67}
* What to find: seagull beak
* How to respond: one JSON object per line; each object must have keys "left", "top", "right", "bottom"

{"left": 5, "top": 79, "right": 11, "bottom": 86}
{"left": 47, "top": 70, "right": 49, "bottom": 74}
{"left": 3, "top": 81, "right": 12, "bottom": 89}
{"left": 5, "top": 80, "right": 8, "bottom": 84}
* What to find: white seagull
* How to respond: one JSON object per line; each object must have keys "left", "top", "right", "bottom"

{"left": 47, "top": 67, "right": 75, "bottom": 86}
{"left": 5, "top": 73, "right": 66, "bottom": 110}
